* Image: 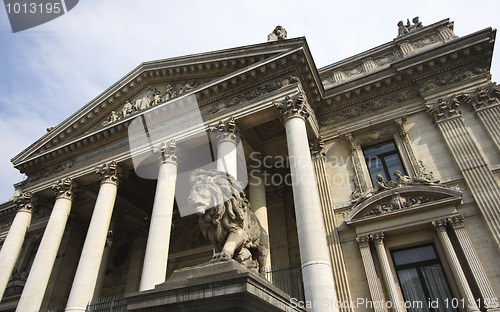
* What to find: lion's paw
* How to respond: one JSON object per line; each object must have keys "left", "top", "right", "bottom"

{"left": 212, "top": 251, "right": 231, "bottom": 262}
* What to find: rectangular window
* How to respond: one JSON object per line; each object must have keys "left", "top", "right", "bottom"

{"left": 392, "top": 245, "right": 457, "bottom": 312}
{"left": 363, "top": 140, "right": 406, "bottom": 186}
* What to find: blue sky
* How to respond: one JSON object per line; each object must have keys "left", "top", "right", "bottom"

{"left": 1, "top": 0, "right": 499, "bottom": 202}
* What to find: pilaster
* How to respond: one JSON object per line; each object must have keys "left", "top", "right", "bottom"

{"left": 432, "top": 219, "right": 480, "bottom": 312}
{"left": 427, "top": 97, "right": 500, "bottom": 248}
{"left": 311, "top": 137, "right": 354, "bottom": 312}
{"left": 448, "top": 215, "right": 500, "bottom": 312}
{"left": 345, "top": 133, "right": 368, "bottom": 199}
{"left": 462, "top": 83, "right": 500, "bottom": 152}
{"left": 372, "top": 232, "right": 406, "bottom": 312}
{"left": 356, "top": 234, "right": 386, "bottom": 312}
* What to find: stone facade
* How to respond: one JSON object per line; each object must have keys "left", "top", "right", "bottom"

{"left": 0, "top": 18, "right": 499, "bottom": 312}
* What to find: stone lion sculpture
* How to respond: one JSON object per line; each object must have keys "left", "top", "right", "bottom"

{"left": 187, "top": 169, "right": 269, "bottom": 275}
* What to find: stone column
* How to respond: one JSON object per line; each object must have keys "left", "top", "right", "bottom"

{"left": 427, "top": 97, "right": 500, "bottom": 248}
{"left": 447, "top": 216, "right": 499, "bottom": 312}
{"left": 311, "top": 138, "right": 354, "bottom": 312}
{"left": 209, "top": 117, "right": 239, "bottom": 179}
{"left": 275, "top": 92, "right": 338, "bottom": 312}
{"left": 372, "top": 232, "right": 406, "bottom": 312}
{"left": 432, "top": 219, "right": 480, "bottom": 312}
{"left": 92, "top": 228, "right": 113, "bottom": 300}
{"left": 0, "top": 192, "right": 33, "bottom": 300}
{"left": 356, "top": 235, "right": 386, "bottom": 312}
{"left": 65, "top": 162, "right": 120, "bottom": 312}
{"left": 16, "top": 179, "right": 74, "bottom": 312}
{"left": 140, "top": 140, "right": 179, "bottom": 291}
{"left": 248, "top": 164, "right": 271, "bottom": 273}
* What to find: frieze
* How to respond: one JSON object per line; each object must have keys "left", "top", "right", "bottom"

{"left": 26, "top": 160, "right": 76, "bottom": 184}
{"left": 320, "top": 88, "right": 419, "bottom": 126}
{"left": 206, "top": 76, "right": 299, "bottom": 115}
{"left": 417, "top": 64, "right": 488, "bottom": 94}
{"left": 411, "top": 33, "right": 440, "bottom": 49}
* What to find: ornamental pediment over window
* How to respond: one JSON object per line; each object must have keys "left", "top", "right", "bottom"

{"left": 345, "top": 184, "right": 462, "bottom": 224}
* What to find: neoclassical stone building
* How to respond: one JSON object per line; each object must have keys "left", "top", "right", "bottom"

{"left": 0, "top": 18, "right": 499, "bottom": 312}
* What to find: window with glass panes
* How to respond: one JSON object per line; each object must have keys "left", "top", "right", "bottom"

{"left": 363, "top": 140, "right": 406, "bottom": 186}
{"left": 391, "top": 245, "right": 457, "bottom": 312}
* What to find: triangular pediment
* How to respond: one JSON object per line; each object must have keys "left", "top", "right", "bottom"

{"left": 345, "top": 185, "right": 462, "bottom": 224}
{"left": 12, "top": 38, "right": 316, "bottom": 176}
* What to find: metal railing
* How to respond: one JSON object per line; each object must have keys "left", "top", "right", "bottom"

{"left": 266, "top": 266, "right": 305, "bottom": 302}
{"left": 86, "top": 294, "right": 127, "bottom": 312}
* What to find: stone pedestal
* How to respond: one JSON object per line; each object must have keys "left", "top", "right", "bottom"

{"left": 127, "top": 260, "right": 309, "bottom": 312}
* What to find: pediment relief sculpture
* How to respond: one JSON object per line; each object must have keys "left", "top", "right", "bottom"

{"left": 101, "top": 82, "right": 201, "bottom": 127}
{"left": 345, "top": 177, "right": 462, "bottom": 223}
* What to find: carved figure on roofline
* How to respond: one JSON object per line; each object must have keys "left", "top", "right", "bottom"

{"left": 268, "top": 26, "right": 287, "bottom": 42}
{"left": 187, "top": 169, "right": 269, "bottom": 275}
{"left": 397, "top": 16, "right": 423, "bottom": 37}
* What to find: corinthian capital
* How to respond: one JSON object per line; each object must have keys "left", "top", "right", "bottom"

{"left": 52, "top": 177, "right": 74, "bottom": 200}
{"left": 426, "top": 96, "right": 462, "bottom": 122}
{"left": 431, "top": 218, "right": 448, "bottom": 231}
{"left": 207, "top": 117, "right": 240, "bottom": 144}
{"left": 96, "top": 161, "right": 121, "bottom": 185}
{"left": 274, "top": 92, "right": 310, "bottom": 121}
{"left": 15, "top": 191, "right": 33, "bottom": 212}
{"left": 462, "top": 83, "right": 500, "bottom": 111}
{"left": 154, "top": 139, "right": 178, "bottom": 164}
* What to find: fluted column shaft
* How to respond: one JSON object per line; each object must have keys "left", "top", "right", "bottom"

{"left": 249, "top": 168, "right": 271, "bottom": 272}
{"left": 17, "top": 179, "right": 74, "bottom": 312}
{"left": 428, "top": 98, "right": 500, "bottom": 248}
{"left": 0, "top": 192, "right": 33, "bottom": 301}
{"left": 312, "top": 139, "right": 354, "bottom": 312}
{"left": 432, "top": 220, "right": 480, "bottom": 312}
{"left": 65, "top": 162, "right": 120, "bottom": 312}
{"left": 448, "top": 216, "right": 499, "bottom": 312}
{"left": 275, "top": 93, "right": 338, "bottom": 312}
{"left": 140, "top": 140, "right": 178, "bottom": 291}
{"left": 372, "top": 233, "right": 406, "bottom": 312}
{"left": 475, "top": 106, "right": 500, "bottom": 152}
{"left": 357, "top": 235, "right": 386, "bottom": 312}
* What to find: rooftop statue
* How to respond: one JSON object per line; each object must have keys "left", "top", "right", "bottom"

{"left": 268, "top": 25, "right": 287, "bottom": 42}
{"left": 187, "top": 169, "right": 269, "bottom": 275}
{"left": 397, "top": 16, "right": 423, "bottom": 37}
